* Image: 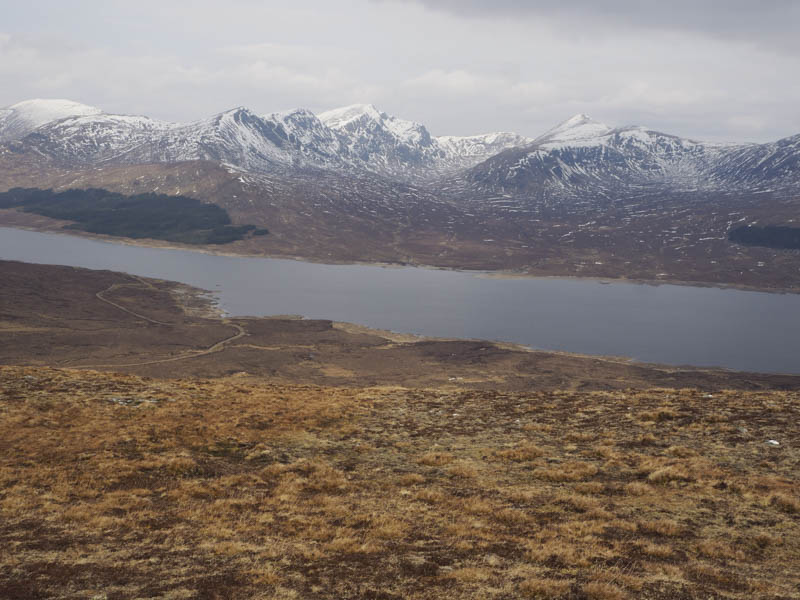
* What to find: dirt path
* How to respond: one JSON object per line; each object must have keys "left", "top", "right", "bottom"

{"left": 83, "top": 277, "right": 247, "bottom": 368}
{"left": 78, "top": 321, "right": 246, "bottom": 369}
{"left": 95, "top": 276, "right": 172, "bottom": 326}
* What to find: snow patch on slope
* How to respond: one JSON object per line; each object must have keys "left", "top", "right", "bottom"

{"left": 437, "top": 132, "right": 533, "bottom": 157}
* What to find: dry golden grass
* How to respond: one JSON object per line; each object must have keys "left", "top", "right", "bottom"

{"left": 647, "top": 465, "right": 693, "bottom": 484}
{"left": 0, "top": 366, "right": 799, "bottom": 599}
{"left": 446, "top": 460, "right": 480, "bottom": 479}
{"left": 583, "top": 581, "right": 627, "bottom": 600}
{"left": 519, "top": 577, "right": 571, "bottom": 598}
{"left": 770, "top": 492, "right": 800, "bottom": 514}
{"left": 638, "top": 542, "right": 674, "bottom": 559}
{"left": 495, "top": 441, "right": 546, "bottom": 462}
{"left": 623, "top": 481, "right": 653, "bottom": 496}
{"left": 533, "top": 460, "right": 599, "bottom": 482}
{"left": 637, "top": 519, "right": 686, "bottom": 537}
{"left": 417, "top": 451, "right": 455, "bottom": 466}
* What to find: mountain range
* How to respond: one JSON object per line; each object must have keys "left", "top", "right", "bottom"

{"left": 0, "top": 99, "right": 531, "bottom": 182}
{"left": 2, "top": 98, "right": 799, "bottom": 201}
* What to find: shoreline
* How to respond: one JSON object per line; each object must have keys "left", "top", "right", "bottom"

{"left": 1, "top": 220, "right": 797, "bottom": 296}
{"left": 331, "top": 320, "right": 800, "bottom": 378}
{"left": 3, "top": 256, "right": 800, "bottom": 380}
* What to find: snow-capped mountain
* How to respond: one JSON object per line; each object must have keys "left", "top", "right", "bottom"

{"left": 533, "top": 114, "right": 614, "bottom": 147}
{"left": 319, "top": 104, "right": 439, "bottom": 178}
{"left": 3, "top": 99, "right": 528, "bottom": 180}
{"left": 0, "top": 99, "right": 102, "bottom": 142}
{"left": 2, "top": 99, "right": 799, "bottom": 199}
{"left": 266, "top": 108, "right": 344, "bottom": 163}
{"left": 463, "top": 113, "right": 800, "bottom": 200}
{"left": 707, "top": 133, "right": 800, "bottom": 191}
{"left": 119, "top": 107, "right": 348, "bottom": 172}
{"left": 318, "top": 103, "right": 533, "bottom": 178}
{"left": 23, "top": 113, "right": 173, "bottom": 164}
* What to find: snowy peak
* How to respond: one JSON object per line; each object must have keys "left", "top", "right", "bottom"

{"left": 321, "top": 103, "right": 433, "bottom": 148}
{"left": 0, "top": 98, "right": 102, "bottom": 142}
{"left": 315, "top": 103, "right": 448, "bottom": 177}
{"left": 267, "top": 108, "right": 330, "bottom": 139}
{"left": 263, "top": 108, "right": 344, "bottom": 162}
{"left": 318, "top": 105, "right": 530, "bottom": 175}
{"left": 267, "top": 107, "right": 317, "bottom": 122}
{"left": 210, "top": 106, "right": 260, "bottom": 128}
{"left": 319, "top": 104, "right": 384, "bottom": 129}
{"left": 6, "top": 99, "right": 102, "bottom": 123}
{"left": 535, "top": 113, "right": 613, "bottom": 146}
{"left": 466, "top": 113, "right": 800, "bottom": 199}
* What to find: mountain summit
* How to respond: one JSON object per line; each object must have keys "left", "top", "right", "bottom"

{"left": 0, "top": 99, "right": 102, "bottom": 142}
{"left": 534, "top": 113, "right": 613, "bottom": 146}
{"left": 320, "top": 104, "right": 433, "bottom": 147}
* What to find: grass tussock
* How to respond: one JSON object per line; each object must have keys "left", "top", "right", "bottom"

{"left": 533, "top": 460, "right": 599, "bottom": 482}
{"left": 769, "top": 492, "right": 800, "bottom": 514}
{"left": 638, "top": 519, "right": 686, "bottom": 537}
{"left": 583, "top": 581, "right": 627, "bottom": 600}
{"left": 647, "top": 465, "right": 693, "bottom": 484}
{"left": 0, "top": 366, "right": 798, "bottom": 599}
{"left": 495, "top": 441, "right": 546, "bottom": 461}
{"left": 417, "top": 451, "right": 455, "bottom": 466}
{"left": 519, "top": 577, "right": 571, "bottom": 598}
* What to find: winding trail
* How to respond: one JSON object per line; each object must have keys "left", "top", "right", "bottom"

{"left": 80, "top": 321, "right": 246, "bottom": 368}
{"left": 95, "top": 276, "right": 172, "bottom": 326}
{"left": 80, "top": 278, "right": 247, "bottom": 369}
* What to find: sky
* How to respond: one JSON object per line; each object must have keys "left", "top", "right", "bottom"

{"left": 1, "top": 0, "right": 798, "bottom": 142}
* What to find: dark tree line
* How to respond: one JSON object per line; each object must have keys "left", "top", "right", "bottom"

{"left": 0, "top": 188, "right": 268, "bottom": 245}
{"left": 728, "top": 224, "right": 800, "bottom": 251}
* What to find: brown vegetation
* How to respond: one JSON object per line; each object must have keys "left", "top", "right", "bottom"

{"left": 1, "top": 366, "right": 798, "bottom": 599}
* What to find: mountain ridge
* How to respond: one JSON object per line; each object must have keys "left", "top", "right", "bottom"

{"left": 1, "top": 98, "right": 799, "bottom": 203}
{"left": 0, "top": 99, "right": 533, "bottom": 181}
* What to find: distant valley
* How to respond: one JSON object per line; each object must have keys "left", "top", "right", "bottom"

{"left": 1, "top": 98, "right": 799, "bottom": 291}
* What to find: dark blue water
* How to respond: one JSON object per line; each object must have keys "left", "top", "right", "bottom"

{"left": 2, "top": 226, "right": 799, "bottom": 374}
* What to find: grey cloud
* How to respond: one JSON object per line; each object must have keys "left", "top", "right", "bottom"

{"left": 388, "top": 0, "right": 800, "bottom": 51}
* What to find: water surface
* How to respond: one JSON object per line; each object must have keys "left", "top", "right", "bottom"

{"left": 2, "top": 226, "right": 799, "bottom": 374}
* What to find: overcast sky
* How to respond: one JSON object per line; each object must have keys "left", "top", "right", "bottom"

{"left": 1, "top": 0, "right": 798, "bottom": 142}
